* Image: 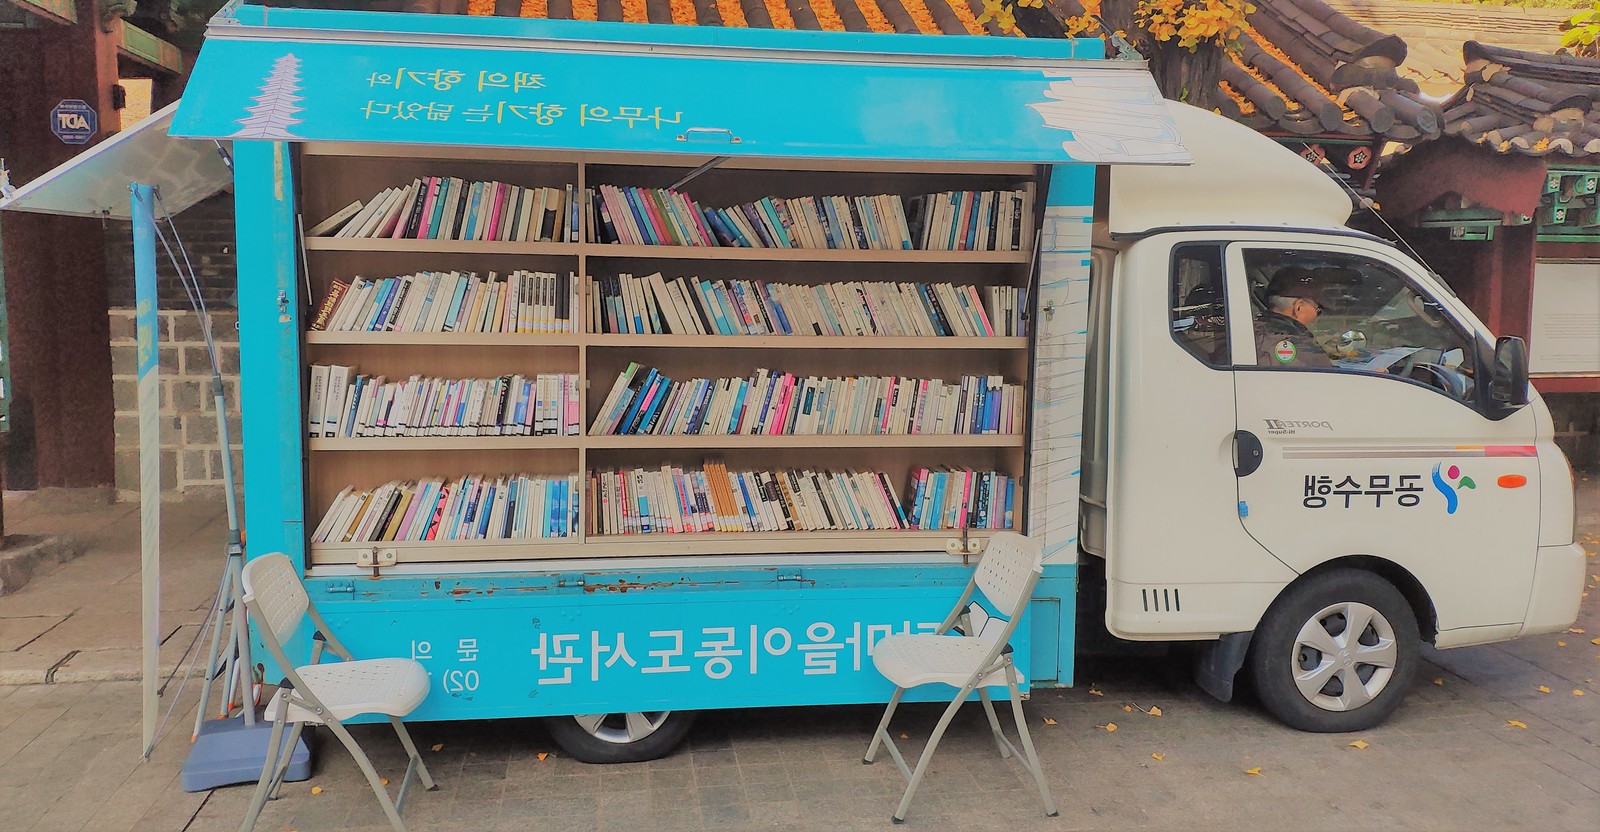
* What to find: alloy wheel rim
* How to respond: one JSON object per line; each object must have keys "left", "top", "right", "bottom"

{"left": 1290, "top": 601, "right": 1399, "bottom": 712}
{"left": 570, "top": 711, "right": 671, "bottom": 744}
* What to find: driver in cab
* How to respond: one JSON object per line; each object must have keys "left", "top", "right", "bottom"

{"left": 1255, "top": 267, "right": 1335, "bottom": 368}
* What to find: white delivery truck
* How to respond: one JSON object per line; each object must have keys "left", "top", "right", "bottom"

{"left": 48, "top": 5, "right": 1569, "bottom": 760}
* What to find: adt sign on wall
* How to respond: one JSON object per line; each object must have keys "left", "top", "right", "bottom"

{"left": 50, "top": 99, "right": 97, "bottom": 145}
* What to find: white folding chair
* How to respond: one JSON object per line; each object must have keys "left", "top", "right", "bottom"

{"left": 238, "top": 553, "right": 437, "bottom": 832}
{"left": 863, "top": 531, "right": 1057, "bottom": 823}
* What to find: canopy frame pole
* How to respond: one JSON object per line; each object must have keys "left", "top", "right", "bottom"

{"left": 132, "top": 183, "right": 161, "bottom": 758}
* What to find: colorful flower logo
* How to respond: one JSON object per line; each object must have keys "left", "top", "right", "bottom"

{"left": 1430, "top": 463, "right": 1476, "bottom": 515}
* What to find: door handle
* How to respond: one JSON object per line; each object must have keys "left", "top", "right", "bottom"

{"left": 1234, "top": 430, "right": 1264, "bottom": 477}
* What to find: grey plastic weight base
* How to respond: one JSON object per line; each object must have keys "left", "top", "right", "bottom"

{"left": 182, "top": 714, "right": 313, "bottom": 792}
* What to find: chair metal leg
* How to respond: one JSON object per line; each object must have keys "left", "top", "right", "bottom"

{"left": 389, "top": 717, "right": 437, "bottom": 791}
{"left": 863, "top": 687, "right": 905, "bottom": 764}
{"left": 265, "top": 721, "right": 306, "bottom": 801}
{"left": 894, "top": 681, "right": 977, "bottom": 823}
{"left": 1006, "top": 668, "right": 1058, "bottom": 817}
{"left": 976, "top": 688, "right": 1012, "bottom": 759}
{"left": 323, "top": 717, "right": 408, "bottom": 832}
{"left": 238, "top": 698, "right": 288, "bottom": 832}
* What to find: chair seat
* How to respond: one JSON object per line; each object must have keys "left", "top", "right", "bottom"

{"left": 872, "top": 634, "right": 1009, "bottom": 689}
{"left": 271, "top": 658, "right": 430, "bottom": 724}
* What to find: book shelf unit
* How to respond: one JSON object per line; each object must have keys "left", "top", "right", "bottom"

{"left": 297, "top": 144, "right": 1040, "bottom": 566}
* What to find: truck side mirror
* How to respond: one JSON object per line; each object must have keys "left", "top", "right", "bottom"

{"left": 1488, "top": 336, "right": 1530, "bottom": 414}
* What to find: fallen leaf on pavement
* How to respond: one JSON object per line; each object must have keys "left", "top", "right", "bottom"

{"left": 380, "top": 778, "right": 389, "bottom": 786}
{"left": 1100, "top": 723, "right": 1118, "bottom": 732}
{"left": 1245, "top": 767, "right": 1262, "bottom": 776}
{"left": 1147, "top": 706, "right": 1163, "bottom": 717}
{"left": 1558, "top": 642, "right": 1567, "bottom": 647}
{"left": 1592, "top": 638, "right": 1600, "bottom": 645}
{"left": 1432, "top": 678, "right": 1445, "bottom": 686}
{"left": 899, "top": 732, "right": 909, "bottom": 739}
{"left": 1348, "top": 740, "right": 1368, "bottom": 750}
{"left": 1575, "top": 690, "right": 1586, "bottom": 697}
{"left": 1043, "top": 717, "right": 1058, "bottom": 726}
{"left": 1538, "top": 685, "right": 1552, "bottom": 694}
{"left": 538, "top": 752, "right": 549, "bottom": 761}
{"left": 1088, "top": 688, "right": 1104, "bottom": 697}
{"left": 431, "top": 743, "right": 443, "bottom": 752}
{"left": 1123, "top": 705, "right": 1133, "bottom": 712}
{"left": 1571, "top": 628, "right": 1587, "bottom": 634}
{"left": 310, "top": 786, "right": 323, "bottom": 796}
{"left": 1151, "top": 753, "right": 1165, "bottom": 761}
{"left": 1507, "top": 720, "right": 1528, "bottom": 729}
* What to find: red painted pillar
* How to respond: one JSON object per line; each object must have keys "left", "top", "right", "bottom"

{"left": 0, "top": 1, "right": 119, "bottom": 489}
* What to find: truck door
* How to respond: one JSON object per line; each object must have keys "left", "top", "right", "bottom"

{"left": 1227, "top": 242, "right": 1542, "bottom": 634}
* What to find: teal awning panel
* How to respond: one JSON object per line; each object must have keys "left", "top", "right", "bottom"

{"left": 171, "top": 21, "right": 1188, "bottom": 166}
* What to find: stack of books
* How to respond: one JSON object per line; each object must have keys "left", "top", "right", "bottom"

{"left": 588, "top": 272, "right": 1013, "bottom": 338}
{"left": 591, "top": 364, "right": 1020, "bottom": 437}
{"left": 590, "top": 186, "right": 1026, "bottom": 252}
{"left": 906, "top": 468, "right": 1016, "bottom": 531}
{"left": 309, "top": 366, "right": 580, "bottom": 439}
{"left": 309, "top": 178, "right": 587, "bottom": 242}
{"left": 312, "top": 473, "right": 581, "bottom": 543}
{"left": 587, "top": 462, "right": 909, "bottom": 535}
{"left": 309, "top": 271, "right": 580, "bottom": 334}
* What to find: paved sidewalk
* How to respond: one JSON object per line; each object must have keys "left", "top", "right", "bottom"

{"left": 0, "top": 485, "right": 1596, "bottom": 830}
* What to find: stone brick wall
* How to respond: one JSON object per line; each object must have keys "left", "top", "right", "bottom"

{"left": 108, "top": 309, "right": 242, "bottom": 501}
{"left": 1548, "top": 394, "right": 1600, "bottom": 474}
{"left": 104, "top": 191, "right": 237, "bottom": 309}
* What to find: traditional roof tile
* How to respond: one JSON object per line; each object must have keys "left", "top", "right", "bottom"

{"left": 1441, "top": 42, "right": 1600, "bottom": 158}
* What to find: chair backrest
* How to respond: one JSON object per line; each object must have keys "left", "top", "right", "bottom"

{"left": 974, "top": 532, "right": 1044, "bottom": 622}
{"left": 240, "top": 553, "right": 311, "bottom": 647}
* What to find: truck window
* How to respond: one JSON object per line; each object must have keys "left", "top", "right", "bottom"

{"left": 1243, "top": 249, "right": 1478, "bottom": 403}
{"left": 1170, "top": 244, "right": 1228, "bottom": 367}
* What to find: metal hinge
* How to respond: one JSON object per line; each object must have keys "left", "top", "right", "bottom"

{"left": 324, "top": 579, "right": 355, "bottom": 595}
{"left": 557, "top": 575, "right": 586, "bottom": 588}
{"left": 776, "top": 569, "right": 804, "bottom": 583}
{"left": 356, "top": 547, "right": 397, "bottom": 577}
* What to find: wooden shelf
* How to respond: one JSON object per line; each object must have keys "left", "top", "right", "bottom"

{"left": 587, "top": 434, "right": 1021, "bottom": 449}
{"left": 584, "top": 334, "right": 1026, "bottom": 350}
{"left": 310, "top": 437, "right": 583, "bottom": 451}
{"left": 305, "top": 331, "right": 581, "bottom": 346}
{"left": 303, "top": 237, "right": 1027, "bottom": 264}
{"left": 585, "top": 244, "right": 1029, "bottom": 264}
{"left": 304, "top": 237, "right": 583, "bottom": 256}
{"left": 309, "top": 529, "right": 996, "bottom": 564}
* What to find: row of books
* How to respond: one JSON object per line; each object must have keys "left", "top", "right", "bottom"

{"left": 588, "top": 463, "right": 912, "bottom": 535}
{"left": 308, "top": 366, "right": 580, "bottom": 438}
{"left": 312, "top": 474, "right": 582, "bottom": 543}
{"left": 591, "top": 186, "right": 1027, "bottom": 252}
{"left": 311, "top": 178, "right": 585, "bottom": 243}
{"left": 907, "top": 468, "right": 1017, "bottom": 532}
{"left": 590, "top": 273, "right": 1025, "bottom": 338}
{"left": 309, "top": 271, "right": 580, "bottom": 334}
{"left": 591, "top": 363, "right": 1020, "bottom": 438}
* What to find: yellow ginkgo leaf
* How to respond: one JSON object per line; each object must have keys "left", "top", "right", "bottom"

{"left": 1591, "top": 638, "right": 1600, "bottom": 645}
{"left": 1575, "top": 690, "right": 1586, "bottom": 697}
{"left": 431, "top": 743, "right": 443, "bottom": 752}
{"left": 1507, "top": 720, "right": 1528, "bottom": 729}
{"left": 537, "top": 752, "right": 549, "bottom": 761}
{"left": 1559, "top": 641, "right": 1568, "bottom": 647}
{"left": 1432, "top": 678, "right": 1445, "bottom": 686}
{"left": 1123, "top": 705, "right": 1134, "bottom": 712}
{"left": 1147, "top": 706, "right": 1163, "bottom": 717}
{"left": 1043, "top": 717, "right": 1058, "bottom": 725}
{"left": 1245, "top": 766, "right": 1262, "bottom": 775}
{"left": 1088, "top": 688, "right": 1104, "bottom": 697}
{"left": 1103, "top": 722, "right": 1118, "bottom": 732}
{"left": 310, "top": 786, "right": 323, "bottom": 796}
{"left": 1348, "top": 739, "right": 1369, "bottom": 749}
{"left": 1151, "top": 753, "right": 1166, "bottom": 761}
{"left": 1571, "top": 628, "right": 1587, "bottom": 634}
{"left": 380, "top": 778, "right": 389, "bottom": 786}
{"left": 899, "top": 732, "right": 909, "bottom": 739}
{"left": 1538, "top": 685, "right": 1552, "bottom": 694}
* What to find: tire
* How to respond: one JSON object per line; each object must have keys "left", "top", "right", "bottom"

{"left": 544, "top": 710, "right": 697, "bottom": 763}
{"left": 1249, "top": 568, "right": 1420, "bottom": 733}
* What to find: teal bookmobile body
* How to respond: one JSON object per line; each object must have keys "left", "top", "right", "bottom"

{"left": 166, "top": 5, "right": 1191, "bottom": 732}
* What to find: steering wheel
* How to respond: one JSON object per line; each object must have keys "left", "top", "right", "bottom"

{"left": 1405, "top": 362, "right": 1471, "bottom": 400}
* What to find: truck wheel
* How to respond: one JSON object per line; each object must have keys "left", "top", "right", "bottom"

{"left": 544, "top": 711, "right": 697, "bottom": 763}
{"left": 1249, "top": 569, "right": 1419, "bottom": 732}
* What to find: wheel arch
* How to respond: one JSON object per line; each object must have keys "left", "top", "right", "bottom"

{"left": 1296, "top": 556, "right": 1439, "bottom": 643}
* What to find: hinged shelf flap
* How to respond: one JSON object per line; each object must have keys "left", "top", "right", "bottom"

{"left": 171, "top": 8, "right": 1189, "bottom": 166}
